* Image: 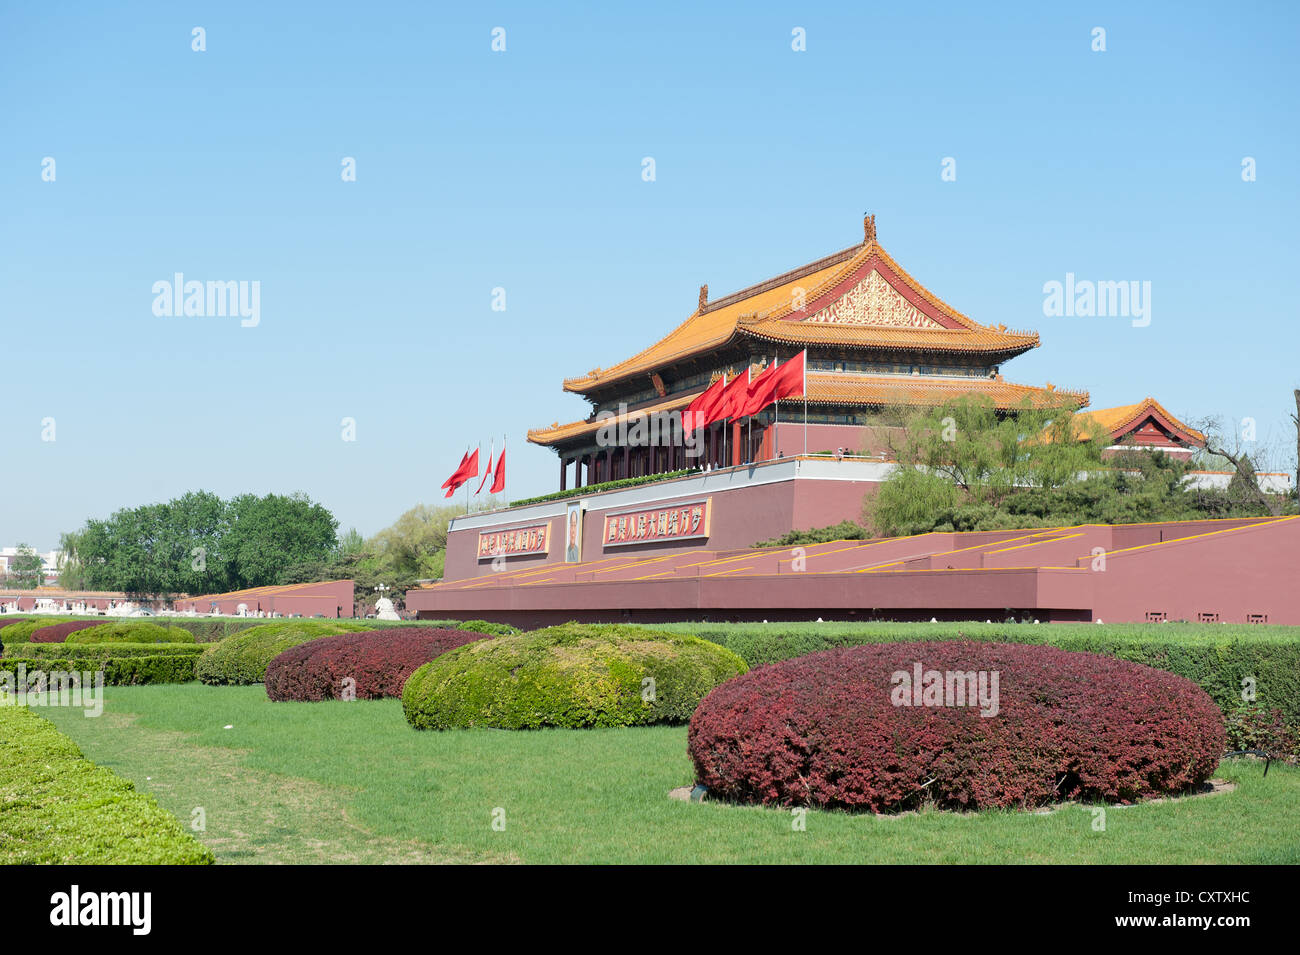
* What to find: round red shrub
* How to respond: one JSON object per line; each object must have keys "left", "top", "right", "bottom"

{"left": 688, "top": 641, "right": 1226, "bottom": 812}
{"left": 265, "top": 628, "right": 488, "bottom": 701}
{"left": 31, "top": 620, "right": 113, "bottom": 643}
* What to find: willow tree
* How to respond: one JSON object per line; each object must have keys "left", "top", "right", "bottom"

{"left": 869, "top": 395, "right": 1106, "bottom": 536}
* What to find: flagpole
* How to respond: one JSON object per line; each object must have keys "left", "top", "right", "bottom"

{"left": 801, "top": 350, "right": 808, "bottom": 457}
{"left": 773, "top": 353, "right": 780, "bottom": 460}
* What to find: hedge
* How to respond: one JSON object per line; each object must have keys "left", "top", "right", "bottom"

{"left": 266, "top": 628, "right": 488, "bottom": 701}
{"left": 650, "top": 621, "right": 1300, "bottom": 729}
{"left": 688, "top": 641, "right": 1226, "bottom": 812}
{"left": 196, "top": 620, "right": 375, "bottom": 685}
{"left": 66, "top": 621, "right": 196, "bottom": 644}
{"left": 0, "top": 653, "right": 200, "bottom": 685}
{"left": 511, "top": 470, "right": 694, "bottom": 507}
{"left": 402, "top": 623, "right": 748, "bottom": 730}
{"left": 0, "top": 705, "right": 214, "bottom": 863}
{"left": 8, "top": 642, "right": 202, "bottom": 661}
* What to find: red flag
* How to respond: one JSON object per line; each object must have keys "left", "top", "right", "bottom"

{"left": 441, "top": 450, "right": 469, "bottom": 490}
{"left": 475, "top": 450, "right": 494, "bottom": 494}
{"left": 736, "top": 362, "right": 778, "bottom": 419}
{"left": 489, "top": 445, "right": 506, "bottom": 494}
{"left": 767, "top": 350, "right": 807, "bottom": 403}
{"left": 681, "top": 374, "right": 727, "bottom": 432}
{"left": 715, "top": 371, "right": 751, "bottom": 423}
{"left": 444, "top": 448, "right": 479, "bottom": 497}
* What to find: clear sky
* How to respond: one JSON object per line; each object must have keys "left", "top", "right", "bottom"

{"left": 3, "top": 1, "right": 1297, "bottom": 549}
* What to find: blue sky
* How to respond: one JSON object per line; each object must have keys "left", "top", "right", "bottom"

{"left": 2, "top": 1, "right": 1297, "bottom": 549}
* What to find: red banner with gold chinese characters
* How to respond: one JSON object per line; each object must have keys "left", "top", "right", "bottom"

{"left": 477, "top": 522, "right": 551, "bottom": 560}
{"left": 602, "top": 498, "right": 710, "bottom": 548}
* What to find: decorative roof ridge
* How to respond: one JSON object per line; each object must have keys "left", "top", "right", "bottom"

{"left": 703, "top": 242, "right": 864, "bottom": 314}
{"left": 753, "top": 241, "right": 1038, "bottom": 348}
{"left": 562, "top": 237, "right": 867, "bottom": 392}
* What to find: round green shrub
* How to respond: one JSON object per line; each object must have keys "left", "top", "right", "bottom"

{"left": 65, "top": 622, "right": 196, "bottom": 644}
{"left": 401, "top": 623, "right": 748, "bottom": 730}
{"left": 195, "top": 620, "right": 375, "bottom": 685}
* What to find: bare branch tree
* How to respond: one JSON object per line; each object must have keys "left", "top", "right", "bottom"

{"left": 1196, "top": 415, "right": 1283, "bottom": 517}
{"left": 1292, "top": 389, "right": 1299, "bottom": 498}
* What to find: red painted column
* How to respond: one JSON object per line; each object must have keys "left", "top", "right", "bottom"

{"left": 560, "top": 457, "right": 567, "bottom": 491}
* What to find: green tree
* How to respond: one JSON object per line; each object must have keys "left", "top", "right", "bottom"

{"left": 223, "top": 492, "right": 339, "bottom": 588}
{"left": 62, "top": 490, "right": 338, "bottom": 596}
{"left": 8, "top": 543, "right": 45, "bottom": 588}
{"left": 871, "top": 395, "right": 1104, "bottom": 534}
{"left": 338, "top": 527, "right": 365, "bottom": 556}
{"left": 56, "top": 530, "right": 87, "bottom": 590}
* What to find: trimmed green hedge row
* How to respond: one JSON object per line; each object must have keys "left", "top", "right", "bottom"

{"left": 402, "top": 623, "right": 748, "bottom": 730}
{"left": 6, "top": 642, "right": 202, "bottom": 661}
{"left": 1, "top": 653, "right": 200, "bottom": 684}
{"left": 196, "top": 620, "right": 376, "bottom": 685}
{"left": 649, "top": 621, "right": 1300, "bottom": 727}
{"left": 0, "top": 705, "right": 214, "bottom": 863}
{"left": 511, "top": 470, "right": 695, "bottom": 507}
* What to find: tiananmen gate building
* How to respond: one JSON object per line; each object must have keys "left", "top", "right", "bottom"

{"left": 527, "top": 214, "right": 1088, "bottom": 487}
{"left": 406, "top": 216, "right": 1297, "bottom": 625}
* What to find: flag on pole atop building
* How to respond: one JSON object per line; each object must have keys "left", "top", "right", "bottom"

{"left": 475, "top": 440, "right": 495, "bottom": 494}
{"left": 490, "top": 437, "right": 507, "bottom": 494}
{"left": 715, "top": 371, "right": 751, "bottom": 424}
{"left": 738, "top": 361, "right": 778, "bottom": 419}
{"left": 441, "top": 449, "right": 470, "bottom": 491}
{"left": 681, "top": 374, "right": 727, "bottom": 432}
{"left": 767, "top": 350, "right": 807, "bottom": 403}
{"left": 443, "top": 447, "right": 479, "bottom": 497}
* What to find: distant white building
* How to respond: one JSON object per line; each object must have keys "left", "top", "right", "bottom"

{"left": 0, "top": 547, "right": 64, "bottom": 585}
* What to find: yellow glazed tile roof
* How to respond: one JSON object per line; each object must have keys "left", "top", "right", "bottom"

{"left": 563, "top": 228, "right": 1040, "bottom": 394}
{"left": 1073, "top": 397, "right": 1205, "bottom": 444}
{"left": 528, "top": 392, "right": 696, "bottom": 445}
{"left": 562, "top": 258, "right": 851, "bottom": 394}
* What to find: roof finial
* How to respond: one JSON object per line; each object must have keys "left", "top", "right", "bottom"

{"left": 863, "top": 212, "right": 876, "bottom": 243}
{"left": 698, "top": 284, "right": 709, "bottom": 311}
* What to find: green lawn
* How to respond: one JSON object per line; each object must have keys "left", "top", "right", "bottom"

{"left": 41, "top": 683, "right": 1300, "bottom": 864}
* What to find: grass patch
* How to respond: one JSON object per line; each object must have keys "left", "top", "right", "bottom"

{"left": 43, "top": 683, "right": 1300, "bottom": 864}
{"left": 0, "top": 704, "right": 213, "bottom": 864}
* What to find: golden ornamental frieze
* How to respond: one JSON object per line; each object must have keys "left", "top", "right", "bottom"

{"left": 803, "top": 269, "right": 944, "bottom": 328}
